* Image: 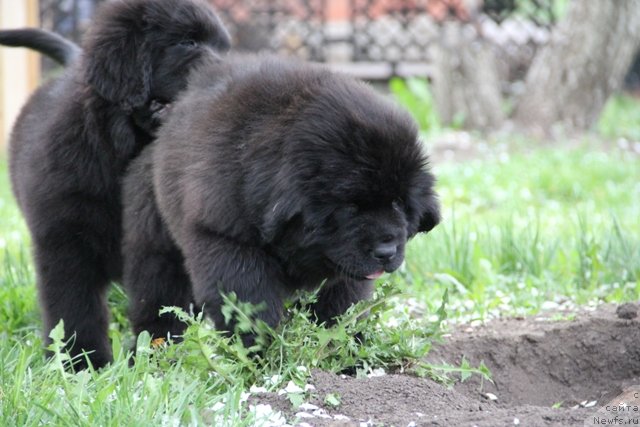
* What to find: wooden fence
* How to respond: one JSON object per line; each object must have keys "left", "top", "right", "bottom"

{"left": 0, "top": 0, "right": 40, "bottom": 150}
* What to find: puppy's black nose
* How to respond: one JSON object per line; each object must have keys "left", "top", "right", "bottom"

{"left": 372, "top": 242, "right": 397, "bottom": 263}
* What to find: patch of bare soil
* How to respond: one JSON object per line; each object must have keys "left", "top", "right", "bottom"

{"left": 256, "top": 303, "right": 640, "bottom": 426}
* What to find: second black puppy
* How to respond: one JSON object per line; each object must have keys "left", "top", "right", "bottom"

{"left": 123, "top": 55, "right": 440, "bottom": 344}
{"left": 7, "top": 0, "right": 230, "bottom": 369}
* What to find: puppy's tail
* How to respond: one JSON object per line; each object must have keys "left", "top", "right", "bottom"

{"left": 0, "top": 28, "right": 81, "bottom": 66}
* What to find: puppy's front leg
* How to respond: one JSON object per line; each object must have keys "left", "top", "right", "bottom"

{"left": 181, "top": 229, "right": 288, "bottom": 342}
{"left": 311, "top": 279, "right": 375, "bottom": 326}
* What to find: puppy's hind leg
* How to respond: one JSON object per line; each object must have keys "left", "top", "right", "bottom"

{"left": 122, "top": 151, "right": 194, "bottom": 346}
{"left": 124, "top": 244, "right": 193, "bottom": 343}
{"left": 32, "top": 225, "right": 114, "bottom": 370}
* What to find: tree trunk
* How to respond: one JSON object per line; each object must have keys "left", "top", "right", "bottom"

{"left": 431, "top": 21, "right": 505, "bottom": 130}
{"left": 513, "top": 0, "right": 640, "bottom": 134}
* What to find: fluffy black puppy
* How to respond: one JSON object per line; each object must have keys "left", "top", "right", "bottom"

{"left": 6, "top": 0, "right": 230, "bottom": 369}
{"left": 122, "top": 55, "right": 440, "bottom": 345}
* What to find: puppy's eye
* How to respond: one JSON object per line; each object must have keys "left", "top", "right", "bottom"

{"left": 178, "top": 39, "right": 198, "bottom": 48}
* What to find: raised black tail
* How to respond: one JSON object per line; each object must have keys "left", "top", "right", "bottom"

{"left": 0, "top": 28, "right": 81, "bottom": 66}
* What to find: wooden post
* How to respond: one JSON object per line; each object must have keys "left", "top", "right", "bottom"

{"left": 0, "top": 0, "right": 40, "bottom": 151}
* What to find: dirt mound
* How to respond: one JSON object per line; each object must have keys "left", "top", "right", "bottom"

{"left": 429, "top": 303, "right": 640, "bottom": 409}
{"left": 255, "top": 303, "right": 640, "bottom": 426}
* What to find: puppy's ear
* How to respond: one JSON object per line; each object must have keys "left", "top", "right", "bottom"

{"left": 418, "top": 200, "right": 441, "bottom": 233}
{"left": 408, "top": 168, "right": 441, "bottom": 234}
{"left": 84, "top": 18, "right": 152, "bottom": 111}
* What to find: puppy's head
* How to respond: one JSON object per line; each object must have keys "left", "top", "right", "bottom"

{"left": 266, "top": 73, "right": 440, "bottom": 281}
{"left": 83, "top": 0, "right": 230, "bottom": 112}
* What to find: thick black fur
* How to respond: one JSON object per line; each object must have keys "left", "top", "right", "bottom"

{"left": 7, "top": 0, "right": 230, "bottom": 369}
{"left": 122, "top": 55, "right": 441, "bottom": 346}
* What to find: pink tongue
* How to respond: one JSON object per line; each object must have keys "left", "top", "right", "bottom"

{"left": 365, "top": 270, "right": 384, "bottom": 280}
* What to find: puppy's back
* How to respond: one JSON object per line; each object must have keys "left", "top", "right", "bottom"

{"left": 152, "top": 54, "right": 418, "bottom": 244}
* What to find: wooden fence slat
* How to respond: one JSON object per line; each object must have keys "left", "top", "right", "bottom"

{"left": 0, "top": 0, "right": 40, "bottom": 151}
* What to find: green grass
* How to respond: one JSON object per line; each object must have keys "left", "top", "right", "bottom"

{"left": 389, "top": 77, "right": 448, "bottom": 132}
{"left": 598, "top": 94, "right": 640, "bottom": 141}
{"left": 402, "top": 148, "right": 640, "bottom": 322}
{"left": 0, "top": 141, "right": 638, "bottom": 424}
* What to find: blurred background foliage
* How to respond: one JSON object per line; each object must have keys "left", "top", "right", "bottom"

{"left": 34, "top": 0, "right": 640, "bottom": 138}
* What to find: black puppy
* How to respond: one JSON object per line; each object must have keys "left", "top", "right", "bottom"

{"left": 122, "top": 55, "right": 440, "bottom": 346}
{"left": 5, "top": 0, "right": 230, "bottom": 369}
